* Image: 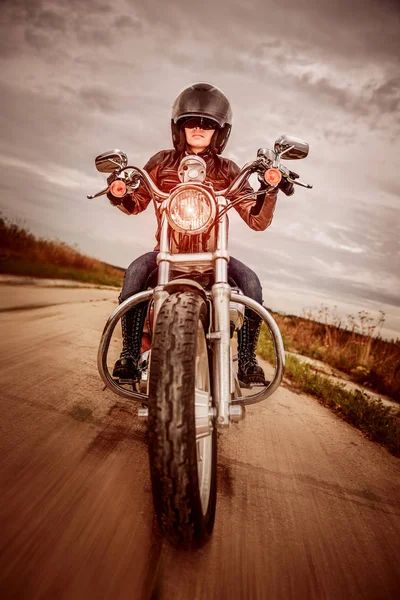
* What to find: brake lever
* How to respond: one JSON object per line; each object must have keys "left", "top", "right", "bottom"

{"left": 87, "top": 186, "right": 109, "bottom": 199}
{"left": 288, "top": 178, "right": 313, "bottom": 189}
{"left": 272, "top": 163, "right": 312, "bottom": 189}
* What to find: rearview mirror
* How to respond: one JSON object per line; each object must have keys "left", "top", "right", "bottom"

{"left": 95, "top": 150, "right": 128, "bottom": 173}
{"left": 274, "top": 135, "right": 309, "bottom": 160}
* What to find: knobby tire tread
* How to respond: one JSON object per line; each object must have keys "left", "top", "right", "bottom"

{"left": 148, "top": 293, "right": 216, "bottom": 548}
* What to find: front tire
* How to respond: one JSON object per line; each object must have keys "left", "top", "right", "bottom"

{"left": 148, "top": 292, "right": 217, "bottom": 548}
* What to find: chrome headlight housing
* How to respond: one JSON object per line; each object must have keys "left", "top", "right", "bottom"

{"left": 166, "top": 185, "right": 216, "bottom": 235}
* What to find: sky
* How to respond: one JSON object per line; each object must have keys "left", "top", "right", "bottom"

{"left": 1, "top": 0, "right": 399, "bottom": 339}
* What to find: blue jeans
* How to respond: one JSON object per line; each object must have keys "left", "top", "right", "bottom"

{"left": 120, "top": 251, "right": 263, "bottom": 304}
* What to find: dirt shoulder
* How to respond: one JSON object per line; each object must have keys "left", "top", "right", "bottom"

{"left": 0, "top": 274, "right": 120, "bottom": 290}
{"left": 286, "top": 351, "right": 398, "bottom": 410}
{"left": 0, "top": 278, "right": 118, "bottom": 313}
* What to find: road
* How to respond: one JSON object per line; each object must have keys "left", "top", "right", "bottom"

{"left": 0, "top": 285, "right": 399, "bottom": 600}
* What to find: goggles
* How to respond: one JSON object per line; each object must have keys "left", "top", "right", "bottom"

{"left": 182, "top": 117, "right": 218, "bottom": 130}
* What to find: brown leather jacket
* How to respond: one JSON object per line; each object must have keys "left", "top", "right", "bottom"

{"left": 115, "top": 147, "right": 278, "bottom": 247}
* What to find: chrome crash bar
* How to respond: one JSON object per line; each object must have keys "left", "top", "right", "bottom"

{"left": 97, "top": 290, "right": 153, "bottom": 401}
{"left": 98, "top": 289, "right": 285, "bottom": 407}
{"left": 230, "top": 293, "right": 285, "bottom": 405}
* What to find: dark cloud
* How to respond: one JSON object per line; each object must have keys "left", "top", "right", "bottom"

{"left": 293, "top": 72, "right": 400, "bottom": 125}
{"left": 1, "top": 2, "right": 65, "bottom": 33}
{"left": 0, "top": 0, "right": 42, "bottom": 22}
{"left": 299, "top": 74, "right": 365, "bottom": 114}
{"left": 370, "top": 76, "right": 400, "bottom": 115}
{"left": 0, "top": 0, "right": 115, "bottom": 57}
{"left": 312, "top": 276, "right": 400, "bottom": 309}
{"left": 2, "top": 0, "right": 400, "bottom": 65}
{"left": 75, "top": 27, "right": 113, "bottom": 47}
{"left": 37, "top": 9, "right": 66, "bottom": 32}
{"left": 79, "top": 86, "right": 115, "bottom": 112}
{"left": 24, "top": 27, "right": 52, "bottom": 51}
{"left": 114, "top": 14, "right": 142, "bottom": 31}
{"left": 276, "top": 0, "right": 400, "bottom": 61}
{"left": 0, "top": 36, "right": 18, "bottom": 59}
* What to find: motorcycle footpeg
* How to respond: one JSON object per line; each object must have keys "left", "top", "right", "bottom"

{"left": 113, "top": 377, "right": 139, "bottom": 385}
{"left": 239, "top": 378, "right": 270, "bottom": 389}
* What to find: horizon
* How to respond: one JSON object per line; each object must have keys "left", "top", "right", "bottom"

{"left": 2, "top": 213, "right": 398, "bottom": 343}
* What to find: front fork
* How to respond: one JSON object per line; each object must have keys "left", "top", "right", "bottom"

{"left": 210, "top": 282, "right": 237, "bottom": 427}
{"left": 209, "top": 197, "right": 243, "bottom": 426}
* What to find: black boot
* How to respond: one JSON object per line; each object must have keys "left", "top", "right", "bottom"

{"left": 113, "top": 303, "right": 147, "bottom": 382}
{"left": 237, "top": 311, "right": 267, "bottom": 387}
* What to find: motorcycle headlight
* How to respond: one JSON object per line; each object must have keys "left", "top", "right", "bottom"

{"left": 166, "top": 186, "right": 216, "bottom": 235}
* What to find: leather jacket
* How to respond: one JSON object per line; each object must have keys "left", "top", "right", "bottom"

{"left": 113, "top": 147, "right": 278, "bottom": 248}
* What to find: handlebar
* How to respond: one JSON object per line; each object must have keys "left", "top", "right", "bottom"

{"left": 275, "top": 164, "right": 313, "bottom": 190}
{"left": 87, "top": 186, "right": 110, "bottom": 200}
{"left": 218, "top": 162, "right": 256, "bottom": 197}
{"left": 288, "top": 177, "right": 312, "bottom": 189}
{"left": 87, "top": 151, "right": 312, "bottom": 201}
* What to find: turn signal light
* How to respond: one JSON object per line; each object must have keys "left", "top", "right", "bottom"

{"left": 109, "top": 180, "right": 127, "bottom": 197}
{"left": 264, "top": 168, "right": 282, "bottom": 186}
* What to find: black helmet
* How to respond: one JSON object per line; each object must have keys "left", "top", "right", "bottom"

{"left": 171, "top": 82, "right": 232, "bottom": 154}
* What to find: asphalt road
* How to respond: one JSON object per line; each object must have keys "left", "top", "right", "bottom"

{"left": 0, "top": 285, "right": 399, "bottom": 600}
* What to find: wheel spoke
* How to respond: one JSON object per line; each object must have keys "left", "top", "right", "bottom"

{"left": 195, "top": 388, "right": 211, "bottom": 439}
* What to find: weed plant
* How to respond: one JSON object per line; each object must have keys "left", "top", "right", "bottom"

{"left": 0, "top": 215, "right": 124, "bottom": 287}
{"left": 268, "top": 305, "right": 400, "bottom": 402}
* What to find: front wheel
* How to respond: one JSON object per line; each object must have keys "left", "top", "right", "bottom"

{"left": 148, "top": 292, "right": 217, "bottom": 548}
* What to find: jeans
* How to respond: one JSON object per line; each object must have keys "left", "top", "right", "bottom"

{"left": 120, "top": 251, "right": 263, "bottom": 304}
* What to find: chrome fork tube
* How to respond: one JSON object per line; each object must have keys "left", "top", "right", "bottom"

{"left": 211, "top": 283, "right": 231, "bottom": 427}
{"left": 154, "top": 211, "right": 170, "bottom": 321}
{"left": 212, "top": 198, "right": 231, "bottom": 427}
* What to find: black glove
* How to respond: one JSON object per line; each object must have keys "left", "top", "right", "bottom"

{"left": 257, "top": 168, "right": 295, "bottom": 196}
{"left": 107, "top": 190, "right": 135, "bottom": 213}
{"left": 278, "top": 178, "right": 295, "bottom": 196}
{"left": 107, "top": 191, "right": 122, "bottom": 206}
{"left": 257, "top": 171, "right": 269, "bottom": 189}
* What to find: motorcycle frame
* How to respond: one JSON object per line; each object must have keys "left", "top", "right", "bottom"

{"left": 97, "top": 189, "right": 285, "bottom": 428}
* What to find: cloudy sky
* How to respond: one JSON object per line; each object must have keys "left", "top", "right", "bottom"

{"left": 1, "top": 0, "right": 399, "bottom": 338}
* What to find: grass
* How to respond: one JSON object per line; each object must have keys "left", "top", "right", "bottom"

{"left": 259, "top": 329, "right": 400, "bottom": 457}
{"left": 0, "top": 215, "right": 124, "bottom": 287}
{"left": 268, "top": 305, "right": 400, "bottom": 403}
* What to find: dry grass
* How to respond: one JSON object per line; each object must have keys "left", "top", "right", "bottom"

{"left": 0, "top": 215, "right": 124, "bottom": 287}
{"left": 268, "top": 304, "right": 400, "bottom": 402}
{"left": 258, "top": 333, "right": 400, "bottom": 457}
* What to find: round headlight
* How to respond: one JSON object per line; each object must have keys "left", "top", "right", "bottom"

{"left": 167, "top": 186, "right": 216, "bottom": 235}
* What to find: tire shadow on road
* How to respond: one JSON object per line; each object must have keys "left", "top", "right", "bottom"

{"left": 84, "top": 402, "right": 148, "bottom": 458}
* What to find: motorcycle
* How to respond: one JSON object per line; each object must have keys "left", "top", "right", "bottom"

{"left": 87, "top": 135, "right": 312, "bottom": 548}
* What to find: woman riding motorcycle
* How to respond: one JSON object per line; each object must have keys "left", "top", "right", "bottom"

{"left": 108, "top": 83, "right": 293, "bottom": 386}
